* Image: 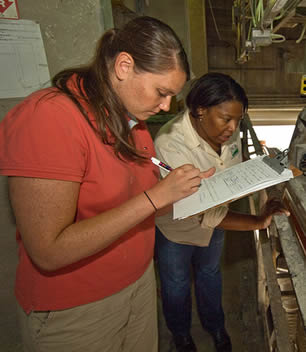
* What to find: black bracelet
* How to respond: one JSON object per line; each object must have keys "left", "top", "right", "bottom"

{"left": 144, "top": 191, "right": 157, "bottom": 211}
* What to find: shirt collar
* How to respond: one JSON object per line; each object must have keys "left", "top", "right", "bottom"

{"left": 181, "top": 109, "right": 202, "bottom": 149}
{"left": 127, "top": 112, "right": 139, "bottom": 129}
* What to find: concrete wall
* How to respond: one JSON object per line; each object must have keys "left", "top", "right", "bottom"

{"left": 120, "top": 0, "right": 191, "bottom": 65}
{"left": 0, "top": 1, "right": 107, "bottom": 349}
{"left": 144, "top": 0, "right": 189, "bottom": 62}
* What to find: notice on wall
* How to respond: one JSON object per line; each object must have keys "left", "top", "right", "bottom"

{"left": 0, "top": 0, "right": 19, "bottom": 19}
{"left": 0, "top": 19, "right": 50, "bottom": 99}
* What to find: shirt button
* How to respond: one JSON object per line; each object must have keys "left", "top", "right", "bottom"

{"left": 220, "top": 162, "right": 223, "bottom": 166}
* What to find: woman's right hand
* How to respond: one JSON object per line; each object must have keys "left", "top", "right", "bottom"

{"left": 257, "top": 198, "right": 290, "bottom": 229}
{"left": 146, "top": 164, "right": 215, "bottom": 210}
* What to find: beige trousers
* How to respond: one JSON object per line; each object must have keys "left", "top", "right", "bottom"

{"left": 17, "top": 261, "right": 158, "bottom": 352}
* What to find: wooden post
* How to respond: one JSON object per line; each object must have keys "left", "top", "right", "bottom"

{"left": 185, "top": 0, "right": 208, "bottom": 78}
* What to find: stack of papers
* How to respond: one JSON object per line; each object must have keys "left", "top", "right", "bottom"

{"left": 173, "top": 156, "right": 294, "bottom": 220}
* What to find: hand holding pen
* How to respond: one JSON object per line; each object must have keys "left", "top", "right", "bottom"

{"left": 151, "top": 157, "right": 214, "bottom": 179}
{"left": 146, "top": 157, "right": 215, "bottom": 211}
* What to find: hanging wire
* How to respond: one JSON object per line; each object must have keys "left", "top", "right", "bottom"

{"left": 271, "top": 33, "right": 286, "bottom": 42}
{"left": 249, "top": 0, "right": 257, "bottom": 26}
{"left": 247, "top": 19, "right": 253, "bottom": 40}
{"left": 283, "top": 0, "right": 304, "bottom": 14}
{"left": 256, "top": 0, "right": 264, "bottom": 28}
{"left": 208, "top": 0, "right": 222, "bottom": 41}
{"left": 274, "top": 8, "right": 285, "bottom": 21}
{"left": 269, "top": 19, "right": 287, "bottom": 43}
{"left": 135, "top": 0, "right": 145, "bottom": 15}
{"left": 296, "top": 22, "right": 306, "bottom": 43}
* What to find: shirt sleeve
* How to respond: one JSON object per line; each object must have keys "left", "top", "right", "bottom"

{"left": 0, "top": 92, "right": 88, "bottom": 182}
{"left": 200, "top": 205, "right": 229, "bottom": 229}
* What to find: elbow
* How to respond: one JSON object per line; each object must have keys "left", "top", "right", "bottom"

{"left": 37, "top": 262, "right": 63, "bottom": 273}
{"left": 24, "top": 240, "right": 69, "bottom": 272}
{"left": 30, "top": 253, "right": 65, "bottom": 272}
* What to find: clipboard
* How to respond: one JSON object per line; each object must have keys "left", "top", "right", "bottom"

{"left": 262, "top": 149, "right": 302, "bottom": 177}
{"left": 173, "top": 154, "right": 302, "bottom": 220}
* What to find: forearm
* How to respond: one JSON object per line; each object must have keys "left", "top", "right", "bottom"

{"left": 36, "top": 192, "right": 156, "bottom": 271}
{"left": 218, "top": 210, "right": 262, "bottom": 231}
{"left": 10, "top": 164, "right": 207, "bottom": 272}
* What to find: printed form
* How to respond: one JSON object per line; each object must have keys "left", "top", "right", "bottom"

{"left": 173, "top": 156, "right": 293, "bottom": 220}
{"left": 0, "top": 19, "right": 50, "bottom": 98}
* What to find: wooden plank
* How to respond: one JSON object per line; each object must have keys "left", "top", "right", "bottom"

{"left": 274, "top": 214, "right": 306, "bottom": 329}
{"left": 249, "top": 194, "right": 286, "bottom": 351}
{"left": 255, "top": 231, "right": 271, "bottom": 352}
{"left": 259, "top": 229, "right": 293, "bottom": 352}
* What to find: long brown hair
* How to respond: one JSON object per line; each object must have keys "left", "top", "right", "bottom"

{"left": 52, "top": 16, "right": 190, "bottom": 161}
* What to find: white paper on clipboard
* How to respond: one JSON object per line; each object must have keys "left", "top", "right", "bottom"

{"left": 0, "top": 19, "right": 50, "bottom": 98}
{"left": 173, "top": 155, "right": 294, "bottom": 220}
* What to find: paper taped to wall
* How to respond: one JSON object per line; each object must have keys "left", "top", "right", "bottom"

{"left": 0, "top": 19, "right": 50, "bottom": 99}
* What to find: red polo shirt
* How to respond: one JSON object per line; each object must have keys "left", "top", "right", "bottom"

{"left": 0, "top": 88, "right": 159, "bottom": 313}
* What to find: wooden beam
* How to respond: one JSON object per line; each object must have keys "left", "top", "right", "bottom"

{"left": 185, "top": 0, "right": 208, "bottom": 78}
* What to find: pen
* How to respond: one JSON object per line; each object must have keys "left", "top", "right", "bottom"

{"left": 151, "top": 157, "right": 173, "bottom": 172}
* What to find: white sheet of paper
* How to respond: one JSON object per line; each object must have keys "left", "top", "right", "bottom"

{"left": 173, "top": 156, "right": 293, "bottom": 220}
{"left": 0, "top": 19, "right": 50, "bottom": 98}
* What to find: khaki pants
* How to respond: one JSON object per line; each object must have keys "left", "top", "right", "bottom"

{"left": 18, "top": 261, "right": 158, "bottom": 352}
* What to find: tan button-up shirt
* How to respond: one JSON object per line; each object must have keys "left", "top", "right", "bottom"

{"left": 155, "top": 109, "right": 242, "bottom": 246}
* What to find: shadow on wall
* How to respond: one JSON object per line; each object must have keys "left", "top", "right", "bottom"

{"left": 0, "top": 175, "right": 21, "bottom": 350}
{"left": 0, "top": 176, "right": 16, "bottom": 226}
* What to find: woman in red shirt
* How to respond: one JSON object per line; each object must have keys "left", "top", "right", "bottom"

{"left": 0, "top": 16, "right": 213, "bottom": 352}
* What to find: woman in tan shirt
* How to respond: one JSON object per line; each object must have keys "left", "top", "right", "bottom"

{"left": 154, "top": 73, "right": 289, "bottom": 352}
